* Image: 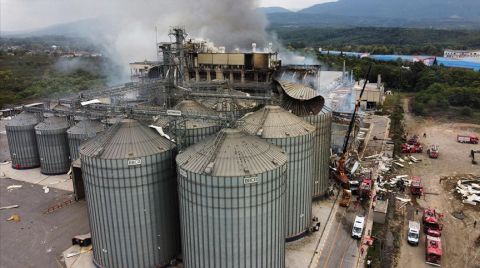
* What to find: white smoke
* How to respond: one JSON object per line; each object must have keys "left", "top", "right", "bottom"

{"left": 3, "top": 0, "right": 271, "bottom": 82}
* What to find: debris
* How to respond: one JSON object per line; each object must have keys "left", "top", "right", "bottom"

{"left": 452, "top": 211, "right": 465, "bottom": 220}
{"left": 397, "top": 157, "right": 405, "bottom": 163}
{"left": 393, "top": 162, "right": 404, "bottom": 168}
{"left": 409, "top": 156, "right": 421, "bottom": 162}
{"left": 396, "top": 197, "right": 411, "bottom": 203}
{"left": 72, "top": 233, "right": 92, "bottom": 247}
{"left": 7, "top": 185, "right": 22, "bottom": 191}
{"left": 43, "top": 186, "right": 50, "bottom": 193}
{"left": 7, "top": 214, "right": 21, "bottom": 222}
{"left": 0, "top": 205, "right": 19, "bottom": 210}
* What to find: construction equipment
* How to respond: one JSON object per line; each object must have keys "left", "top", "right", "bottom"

{"left": 407, "top": 135, "right": 421, "bottom": 146}
{"left": 425, "top": 235, "right": 442, "bottom": 266}
{"left": 336, "top": 65, "right": 372, "bottom": 188}
{"left": 401, "top": 143, "right": 423, "bottom": 153}
{"left": 339, "top": 189, "right": 352, "bottom": 207}
{"left": 422, "top": 209, "right": 443, "bottom": 234}
{"left": 470, "top": 149, "right": 480, "bottom": 164}
{"left": 427, "top": 144, "right": 439, "bottom": 158}
{"left": 410, "top": 176, "right": 424, "bottom": 196}
{"left": 457, "top": 134, "right": 479, "bottom": 144}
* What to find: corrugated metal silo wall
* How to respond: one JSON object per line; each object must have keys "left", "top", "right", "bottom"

{"left": 6, "top": 124, "right": 40, "bottom": 168}
{"left": 36, "top": 128, "right": 71, "bottom": 174}
{"left": 81, "top": 151, "right": 180, "bottom": 268}
{"left": 304, "top": 111, "right": 333, "bottom": 198}
{"left": 267, "top": 134, "right": 314, "bottom": 239}
{"left": 68, "top": 133, "right": 87, "bottom": 161}
{"left": 177, "top": 168, "right": 287, "bottom": 268}
{"left": 184, "top": 125, "right": 222, "bottom": 147}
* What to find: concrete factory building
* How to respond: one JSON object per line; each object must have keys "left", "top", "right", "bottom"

{"left": 353, "top": 75, "right": 385, "bottom": 110}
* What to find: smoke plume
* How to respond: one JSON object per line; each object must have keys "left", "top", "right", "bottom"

{"left": 5, "top": 0, "right": 270, "bottom": 82}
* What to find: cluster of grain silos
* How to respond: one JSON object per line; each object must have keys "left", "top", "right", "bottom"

{"left": 240, "top": 105, "right": 315, "bottom": 240}
{"left": 5, "top": 112, "right": 41, "bottom": 169}
{"left": 80, "top": 119, "right": 180, "bottom": 268}
{"left": 176, "top": 128, "right": 288, "bottom": 267}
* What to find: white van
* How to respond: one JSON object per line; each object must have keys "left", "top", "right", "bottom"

{"left": 352, "top": 216, "right": 365, "bottom": 239}
{"left": 407, "top": 221, "right": 420, "bottom": 245}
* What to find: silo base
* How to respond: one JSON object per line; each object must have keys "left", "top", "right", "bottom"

{"left": 286, "top": 229, "right": 309, "bottom": 242}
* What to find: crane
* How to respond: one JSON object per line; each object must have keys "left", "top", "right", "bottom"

{"left": 337, "top": 65, "right": 372, "bottom": 188}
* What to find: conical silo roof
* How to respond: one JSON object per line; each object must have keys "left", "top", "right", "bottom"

{"left": 34, "top": 116, "right": 69, "bottom": 131}
{"left": 6, "top": 112, "right": 39, "bottom": 127}
{"left": 240, "top": 105, "right": 315, "bottom": 139}
{"left": 80, "top": 119, "right": 174, "bottom": 159}
{"left": 154, "top": 100, "right": 219, "bottom": 130}
{"left": 67, "top": 119, "right": 104, "bottom": 136}
{"left": 176, "top": 128, "right": 287, "bottom": 177}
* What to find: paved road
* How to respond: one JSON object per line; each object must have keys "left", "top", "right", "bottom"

{"left": 316, "top": 204, "right": 367, "bottom": 268}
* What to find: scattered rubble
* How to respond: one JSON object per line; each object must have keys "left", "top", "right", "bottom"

{"left": 6, "top": 214, "right": 21, "bottom": 222}
{"left": 6, "top": 185, "right": 22, "bottom": 191}
{"left": 0, "top": 205, "right": 19, "bottom": 210}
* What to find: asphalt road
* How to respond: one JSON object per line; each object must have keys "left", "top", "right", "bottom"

{"left": 316, "top": 204, "right": 367, "bottom": 268}
{"left": 0, "top": 177, "right": 89, "bottom": 268}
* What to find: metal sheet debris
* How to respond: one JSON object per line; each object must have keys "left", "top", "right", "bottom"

{"left": 0, "top": 205, "right": 19, "bottom": 210}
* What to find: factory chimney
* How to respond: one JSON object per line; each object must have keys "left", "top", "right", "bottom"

{"left": 377, "top": 74, "right": 382, "bottom": 89}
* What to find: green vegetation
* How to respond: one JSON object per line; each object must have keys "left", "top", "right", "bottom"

{"left": 0, "top": 54, "right": 107, "bottom": 108}
{"left": 317, "top": 53, "right": 480, "bottom": 119}
{"left": 385, "top": 95, "right": 406, "bottom": 156}
{"left": 271, "top": 27, "right": 480, "bottom": 55}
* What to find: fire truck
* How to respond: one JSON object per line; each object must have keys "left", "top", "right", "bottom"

{"left": 427, "top": 144, "right": 439, "bottom": 158}
{"left": 457, "top": 134, "right": 479, "bottom": 144}
{"left": 423, "top": 209, "right": 443, "bottom": 233}
{"left": 425, "top": 235, "right": 442, "bottom": 266}
{"left": 410, "top": 176, "right": 424, "bottom": 196}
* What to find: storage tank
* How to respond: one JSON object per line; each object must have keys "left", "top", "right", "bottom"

{"left": 303, "top": 107, "right": 333, "bottom": 198}
{"left": 35, "top": 116, "right": 70, "bottom": 174}
{"left": 154, "top": 100, "right": 221, "bottom": 146}
{"left": 239, "top": 106, "right": 315, "bottom": 241}
{"left": 67, "top": 119, "right": 104, "bottom": 161}
{"left": 176, "top": 128, "right": 287, "bottom": 268}
{"left": 5, "top": 112, "right": 41, "bottom": 169}
{"left": 80, "top": 119, "right": 179, "bottom": 268}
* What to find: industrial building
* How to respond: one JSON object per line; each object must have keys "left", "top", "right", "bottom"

{"left": 2, "top": 27, "right": 357, "bottom": 268}
{"left": 353, "top": 75, "right": 385, "bottom": 110}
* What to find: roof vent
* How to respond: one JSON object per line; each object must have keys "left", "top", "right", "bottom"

{"left": 256, "top": 128, "right": 263, "bottom": 136}
{"left": 243, "top": 167, "right": 250, "bottom": 174}
{"left": 204, "top": 162, "right": 214, "bottom": 174}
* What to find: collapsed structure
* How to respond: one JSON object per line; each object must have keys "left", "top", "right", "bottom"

{"left": 3, "top": 27, "right": 357, "bottom": 267}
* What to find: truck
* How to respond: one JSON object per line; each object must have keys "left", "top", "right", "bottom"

{"left": 351, "top": 215, "right": 365, "bottom": 239}
{"left": 401, "top": 143, "right": 423, "bottom": 153}
{"left": 407, "top": 221, "right": 420, "bottom": 246}
{"left": 359, "top": 178, "right": 373, "bottom": 199}
{"left": 410, "top": 176, "right": 424, "bottom": 196}
{"left": 427, "top": 144, "right": 439, "bottom": 158}
{"left": 457, "top": 134, "right": 479, "bottom": 144}
{"left": 423, "top": 209, "right": 443, "bottom": 233}
{"left": 425, "top": 235, "right": 442, "bottom": 266}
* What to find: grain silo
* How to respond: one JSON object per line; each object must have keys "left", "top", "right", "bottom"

{"left": 80, "top": 119, "right": 180, "bottom": 268}
{"left": 276, "top": 80, "right": 333, "bottom": 198}
{"left": 154, "top": 100, "right": 221, "bottom": 146}
{"left": 303, "top": 107, "right": 333, "bottom": 198}
{"left": 5, "top": 112, "right": 41, "bottom": 169}
{"left": 239, "top": 106, "right": 315, "bottom": 241}
{"left": 67, "top": 119, "right": 104, "bottom": 161}
{"left": 35, "top": 116, "right": 71, "bottom": 174}
{"left": 176, "top": 128, "right": 288, "bottom": 268}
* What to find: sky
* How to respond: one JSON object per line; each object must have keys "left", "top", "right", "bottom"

{"left": 0, "top": 0, "right": 336, "bottom": 32}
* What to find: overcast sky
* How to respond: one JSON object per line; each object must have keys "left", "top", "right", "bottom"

{"left": 0, "top": 0, "right": 336, "bottom": 32}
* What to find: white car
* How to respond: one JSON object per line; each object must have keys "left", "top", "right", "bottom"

{"left": 352, "top": 216, "right": 365, "bottom": 239}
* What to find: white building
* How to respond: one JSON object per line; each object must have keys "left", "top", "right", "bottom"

{"left": 354, "top": 74, "right": 385, "bottom": 110}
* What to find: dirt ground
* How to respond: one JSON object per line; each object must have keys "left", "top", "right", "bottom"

{"left": 396, "top": 99, "right": 480, "bottom": 268}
